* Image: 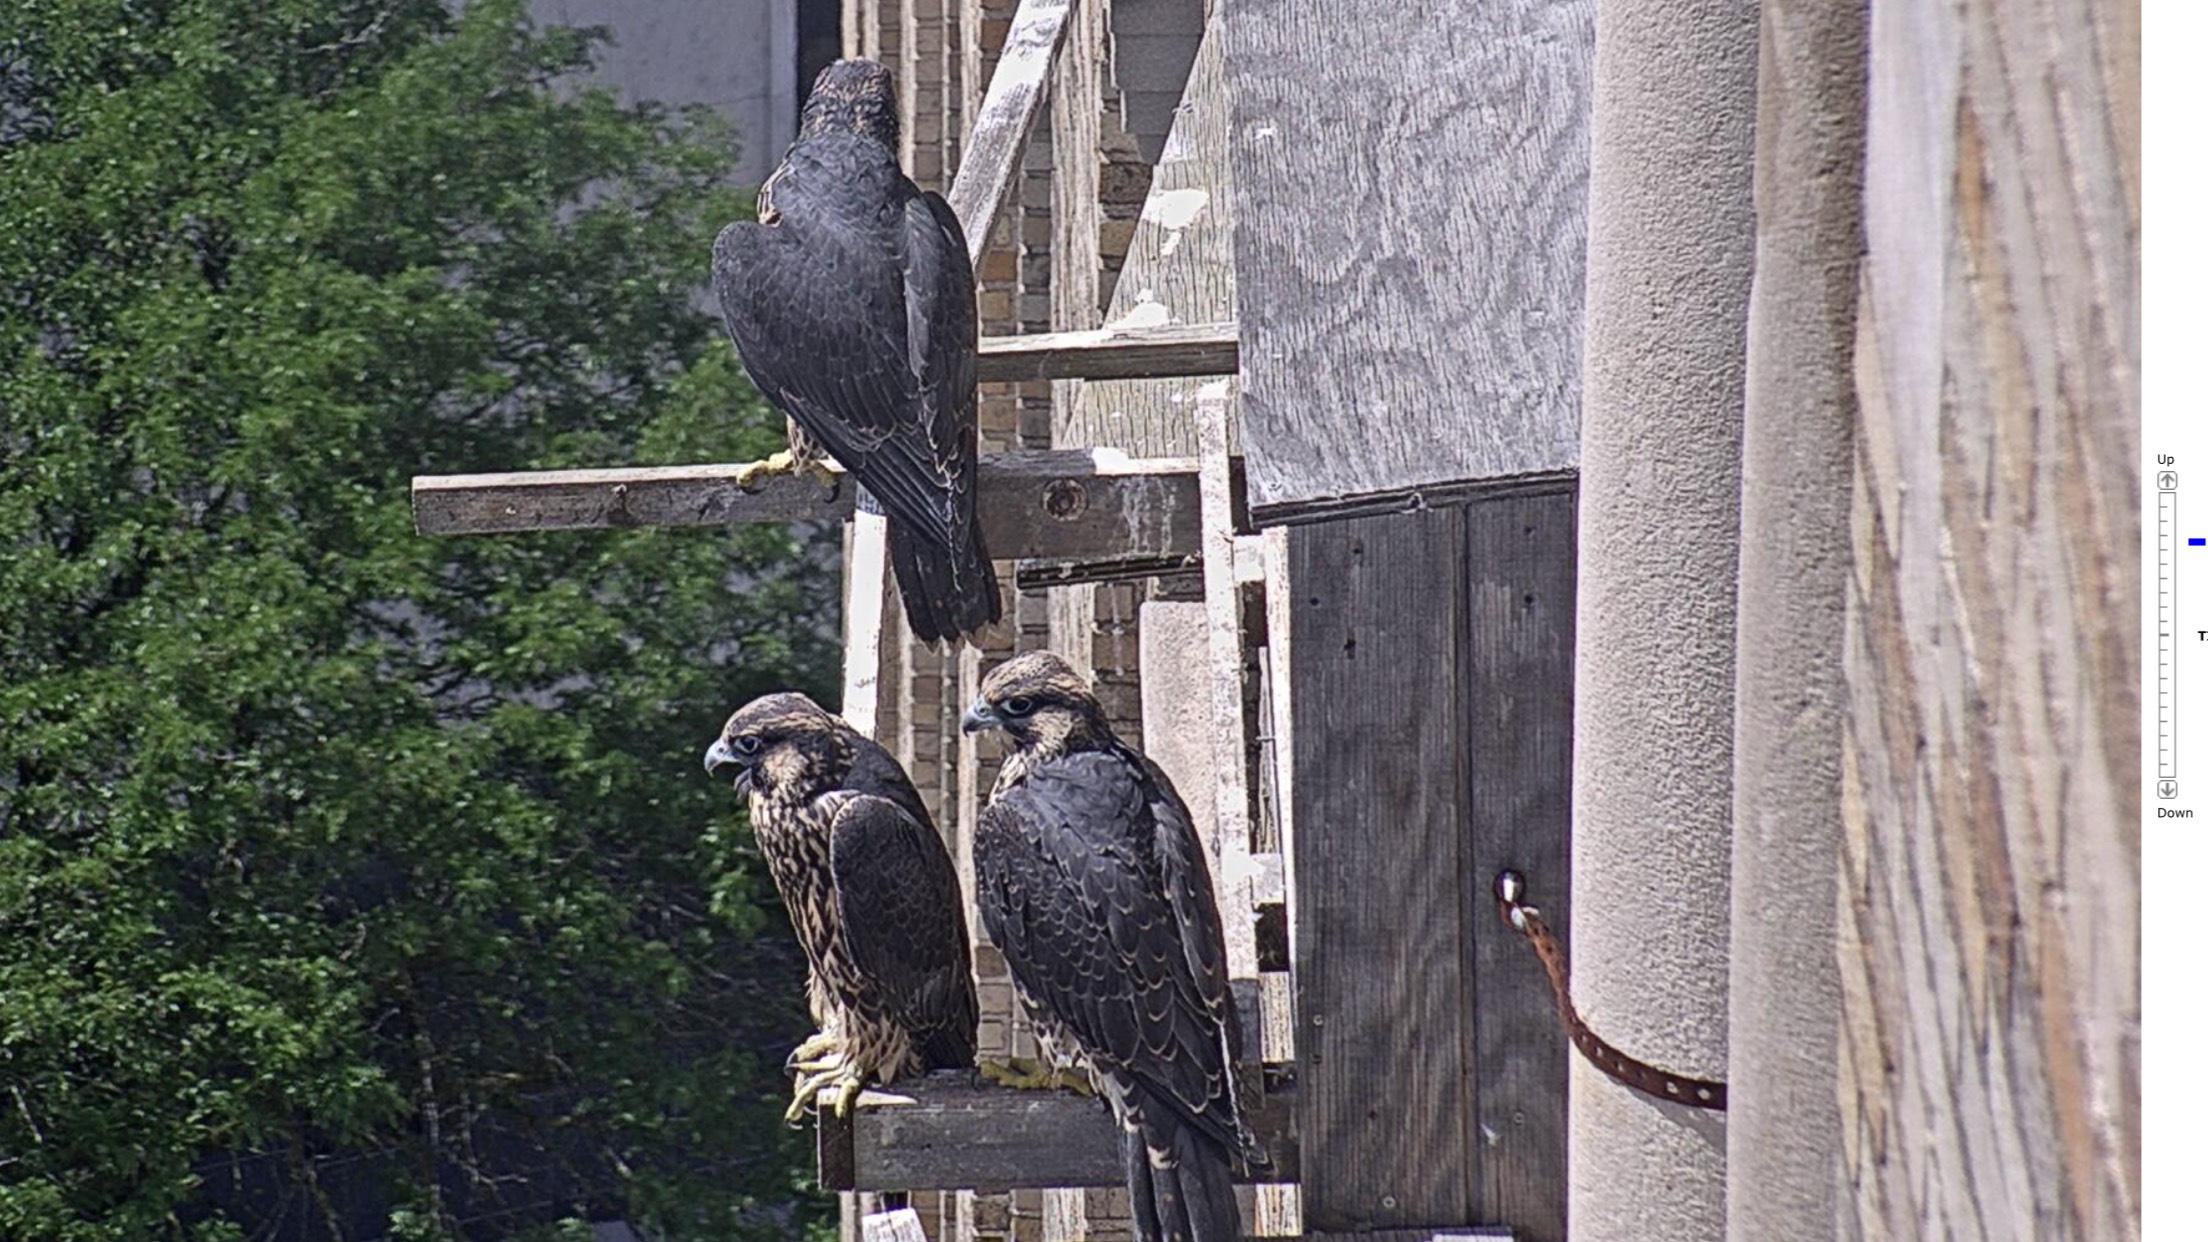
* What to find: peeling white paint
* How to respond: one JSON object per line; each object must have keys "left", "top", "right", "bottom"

{"left": 1108, "top": 299, "right": 1174, "bottom": 330}
{"left": 1143, "top": 187, "right": 1211, "bottom": 230}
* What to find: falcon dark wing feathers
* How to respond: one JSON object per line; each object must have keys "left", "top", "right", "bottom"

{"left": 828, "top": 793, "right": 979, "bottom": 1069}
{"left": 712, "top": 59, "right": 1000, "bottom": 645}
{"left": 966, "top": 653, "right": 1251, "bottom": 1242}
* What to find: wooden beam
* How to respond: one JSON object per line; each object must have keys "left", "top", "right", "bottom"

{"left": 840, "top": 513, "right": 890, "bottom": 735}
{"left": 974, "top": 322, "right": 1238, "bottom": 383}
{"left": 1195, "top": 389, "right": 1260, "bottom": 980}
{"left": 1248, "top": 469, "right": 1577, "bottom": 531}
{"left": 816, "top": 1073, "right": 1299, "bottom": 1194}
{"left": 944, "top": 0, "right": 1073, "bottom": 261}
{"left": 1304, "top": 1232, "right": 1515, "bottom": 1242}
{"left": 410, "top": 449, "right": 1204, "bottom": 562}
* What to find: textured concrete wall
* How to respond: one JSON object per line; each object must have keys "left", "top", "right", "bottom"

{"left": 1570, "top": 1, "right": 1758, "bottom": 1238}
{"left": 1723, "top": 2, "right": 1866, "bottom": 1239}
{"left": 1837, "top": 0, "right": 2140, "bottom": 1238}
{"left": 535, "top": 0, "right": 797, "bottom": 186}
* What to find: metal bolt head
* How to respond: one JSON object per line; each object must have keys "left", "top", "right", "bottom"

{"left": 1042, "top": 478, "right": 1087, "bottom": 519}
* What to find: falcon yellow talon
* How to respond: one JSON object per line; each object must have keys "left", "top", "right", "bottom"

{"left": 732, "top": 450, "right": 798, "bottom": 489}
{"left": 785, "top": 1030, "right": 840, "bottom": 1070}
{"left": 978, "top": 1056, "right": 1095, "bottom": 1096}
{"left": 830, "top": 1075, "right": 866, "bottom": 1119}
{"left": 785, "top": 1062, "right": 850, "bottom": 1125}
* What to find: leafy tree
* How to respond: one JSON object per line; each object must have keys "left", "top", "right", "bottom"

{"left": 0, "top": 2, "right": 838, "bottom": 1238}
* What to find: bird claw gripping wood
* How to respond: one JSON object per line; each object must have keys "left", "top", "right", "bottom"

{"left": 1492, "top": 869, "right": 1728, "bottom": 1112}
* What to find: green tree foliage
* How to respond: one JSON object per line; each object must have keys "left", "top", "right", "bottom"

{"left": 0, "top": 2, "right": 838, "bottom": 1237}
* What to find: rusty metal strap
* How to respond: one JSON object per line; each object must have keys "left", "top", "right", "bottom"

{"left": 1492, "top": 871, "right": 1728, "bottom": 1112}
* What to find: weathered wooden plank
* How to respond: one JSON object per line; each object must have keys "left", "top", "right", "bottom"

{"left": 1838, "top": 0, "right": 2140, "bottom": 1239}
{"left": 412, "top": 463, "right": 845, "bottom": 534}
{"left": 944, "top": 0, "right": 1073, "bottom": 260}
{"left": 410, "top": 450, "right": 1202, "bottom": 561}
{"left": 816, "top": 1073, "right": 1300, "bottom": 1193}
{"left": 860, "top": 1208, "right": 930, "bottom": 1242}
{"left": 1304, "top": 1232, "right": 1515, "bottom": 1242}
{"left": 1065, "top": 14, "right": 1240, "bottom": 458}
{"left": 973, "top": 321, "right": 1238, "bottom": 382}
{"left": 1221, "top": 0, "right": 1593, "bottom": 511}
{"left": 1195, "top": 390, "right": 1260, "bottom": 981}
{"left": 1462, "top": 488, "right": 1575, "bottom": 1242}
{"left": 1250, "top": 469, "right": 1578, "bottom": 530}
{"left": 1286, "top": 508, "right": 1476, "bottom": 1231}
{"left": 841, "top": 513, "right": 891, "bottom": 736}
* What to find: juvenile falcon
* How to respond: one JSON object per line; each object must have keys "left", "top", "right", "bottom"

{"left": 705, "top": 693, "right": 978, "bottom": 1122}
{"left": 962, "top": 652, "right": 1256, "bottom": 1242}
{"left": 712, "top": 58, "right": 1002, "bottom": 645}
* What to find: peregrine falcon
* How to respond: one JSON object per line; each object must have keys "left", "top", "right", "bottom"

{"left": 962, "top": 652, "right": 1255, "bottom": 1242}
{"left": 711, "top": 58, "right": 1002, "bottom": 645}
{"left": 705, "top": 692, "right": 978, "bottom": 1122}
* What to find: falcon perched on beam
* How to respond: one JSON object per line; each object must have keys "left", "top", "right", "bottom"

{"left": 963, "top": 652, "right": 1258, "bottom": 1242}
{"left": 705, "top": 693, "right": 978, "bottom": 1122}
{"left": 712, "top": 58, "right": 1002, "bottom": 645}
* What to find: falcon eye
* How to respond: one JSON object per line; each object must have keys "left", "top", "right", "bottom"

{"left": 1001, "top": 696, "right": 1036, "bottom": 718}
{"left": 733, "top": 735, "right": 763, "bottom": 756}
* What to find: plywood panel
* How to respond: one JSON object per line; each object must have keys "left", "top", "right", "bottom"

{"left": 1223, "top": 0, "right": 1592, "bottom": 516}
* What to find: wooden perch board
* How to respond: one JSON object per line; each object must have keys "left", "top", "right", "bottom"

{"left": 816, "top": 1073, "right": 1299, "bottom": 1193}
{"left": 974, "top": 322, "right": 1239, "bottom": 383}
{"left": 411, "top": 450, "right": 1203, "bottom": 561}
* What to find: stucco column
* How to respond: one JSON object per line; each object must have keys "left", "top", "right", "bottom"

{"left": 1725, "top": 2, "right": 1867, "bottom": 1239}
{"left": 1570, "top": 2, "right": 1758, "bottom": 1239}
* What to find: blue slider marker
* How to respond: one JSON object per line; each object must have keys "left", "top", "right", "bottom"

{"left": 2193, "top": 538, "right": 2207, "bottom": 547}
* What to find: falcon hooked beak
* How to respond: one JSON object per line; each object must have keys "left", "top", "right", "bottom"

{"left": 959, "top": 698, "right": 1001, "bottom": 735}
{"left": 704, "top": 736, "right": 755, "bottom": 791}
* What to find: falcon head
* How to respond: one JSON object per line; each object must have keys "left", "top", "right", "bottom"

{"left": 960, "top": 651, "right": 1112, "bottom": 757}
{"left": 796, "top": 58, "right": 900, "bottom": 149}
{"left": 704, "top": 692, "right": 856, "bottom": 798}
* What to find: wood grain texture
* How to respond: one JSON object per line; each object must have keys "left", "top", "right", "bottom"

{"left": 411, "top": 451, "right": 1202, "bottom": 561}
{"left": 1195, "top": 391, "right": 1260, "bottom": 980}
{"left": 1221, "top": 0, "right": 1592, "bottom": 510}
{"left": 944, "top": 0, "right": 1071, "bottom": 260}
{"left": 1462, "top": 490, "right": 1575, "bottom": 1242}
{"left": 974, "top": 322, "right": 1238, "bottom": 383}
{"left": 1285, "top": 509, "right": 1475, "bottom": 1231}
{"left": 861, "top": 1209, "right": 932, "bottom": 1242}
{"left": 1065, "top": 16, "right": 1239, "bottom": 458}
{"left": 815, "top": 1074, "right": 1300, "bottom": 1193}
{"left": 1839, "top": 1, "right": 2139, "bottom": 1240}
{"left": 1303, "top": 1232, "right": 1515, "bottom": 1242}
{"left": 842, "top": 512, "right": 891, "bottom": 738}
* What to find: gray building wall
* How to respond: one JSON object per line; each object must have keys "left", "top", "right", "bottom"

{"left": 535, "top": 0, "right": 799, "bottom": 186}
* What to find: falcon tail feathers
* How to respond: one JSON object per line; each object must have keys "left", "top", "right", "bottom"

{"left": 886, "top": 516, "right": 1002, "bottom": 646}
{"left": 1123, "top": 1122, "right": 1240, "bottom": 1242}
